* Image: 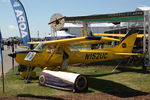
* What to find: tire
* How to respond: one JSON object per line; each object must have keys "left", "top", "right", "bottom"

{"left": 74, "top": 75, "right": 88, "bottom": 92}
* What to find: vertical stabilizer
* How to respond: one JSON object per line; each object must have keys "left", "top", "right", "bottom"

{"left": 113, "top": 29, "right": 139, "bottom": 53}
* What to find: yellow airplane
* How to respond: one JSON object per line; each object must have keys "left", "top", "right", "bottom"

{"left": 9, "top": 29, "right": 141, "bottom": 74}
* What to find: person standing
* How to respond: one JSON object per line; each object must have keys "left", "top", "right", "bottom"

{"left": 7, "top": 40, "right": 11, "bottom": 50}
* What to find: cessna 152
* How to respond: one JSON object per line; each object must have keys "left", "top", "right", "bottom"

{"left": 9, "top": 29, "right": 141, "bottom": 72}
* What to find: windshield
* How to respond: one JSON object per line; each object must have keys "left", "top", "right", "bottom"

{"left": 34, "top": 42, "right": 46, "bottom": 51}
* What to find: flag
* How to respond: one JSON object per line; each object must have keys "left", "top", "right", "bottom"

{"left": 10, "top": 0, "right": 31, "bottom": 47}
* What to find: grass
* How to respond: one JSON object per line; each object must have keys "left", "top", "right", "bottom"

{"left": 0, "top": 64, "right": 150, "bottom": 98}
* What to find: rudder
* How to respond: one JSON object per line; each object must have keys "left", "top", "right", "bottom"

{"left": 113, "top": 29, "right": 139, "bottom": 53}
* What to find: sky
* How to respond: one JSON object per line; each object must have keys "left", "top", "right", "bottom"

{"left": 0, "top": 0, "right": 150, "bottom": 38}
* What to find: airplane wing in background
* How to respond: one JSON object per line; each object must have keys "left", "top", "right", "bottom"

{"left": 93, "top": 33, "right": 148, "bottom": 38}
{"left": 114, "top": 53, "right": 142, "bottom": 56}
{"left": 28, "top": 36, "right": 119, "bottom": 46}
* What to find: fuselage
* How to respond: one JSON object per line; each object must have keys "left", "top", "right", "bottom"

{"left": 12, "top": 30, "right": 138, "bottom": 69}
{"left": 14, "top": 47, "right": 129, "bottom": 68}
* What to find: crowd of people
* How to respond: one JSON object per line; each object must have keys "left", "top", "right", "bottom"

{"left": 2, "top": 39, "right": 22, "bottom": 50}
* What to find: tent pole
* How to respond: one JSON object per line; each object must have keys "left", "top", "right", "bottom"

{"left": 148, "top": 11, "right": 150, "bottom": 63}
{"left": 143, "top": 11, "right": 147, "bottom": 53}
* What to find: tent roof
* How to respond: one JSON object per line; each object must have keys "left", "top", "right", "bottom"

{"left": 136, "top": 6, "right": 150, "bottom": 11}
{"left": 65, "top": 11, "right": 144, "bottom": 23}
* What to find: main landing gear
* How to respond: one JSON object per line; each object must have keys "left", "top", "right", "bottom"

{"left": 17, "top": 65, "right": 36, "bottom": 83}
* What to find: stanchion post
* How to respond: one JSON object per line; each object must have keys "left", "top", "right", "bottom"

{"left": 0, "top": 30, "right": 4, "bottom": 93}
{"left": 1, "top": 49, "right": 4, "bottom": 93}
{"left": 148, "top": 11, "right": 150, "bottom": 64}
{"left": 11, "top": 39, "right": 14, "bottom": 70}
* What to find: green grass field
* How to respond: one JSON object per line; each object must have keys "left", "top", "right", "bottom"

{"left": 0, "top": 64, "right": 150, "bottom": 98}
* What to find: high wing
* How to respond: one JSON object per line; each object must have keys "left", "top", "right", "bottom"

{"left": 28, "top": 36, "right": 119, "bottom": 46}
{"left": 93, "top": 33, "right": 148, "bottom": 38}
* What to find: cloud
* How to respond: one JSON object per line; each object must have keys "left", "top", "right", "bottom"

{"left": 8, "top": 25, "right": 18, "bottom": 30}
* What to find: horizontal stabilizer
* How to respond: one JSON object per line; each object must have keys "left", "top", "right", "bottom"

{"left": 114, "top": 53, "right": 142, "bottom": 56}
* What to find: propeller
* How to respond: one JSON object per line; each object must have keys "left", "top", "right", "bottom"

{"left": 48, "top": 13, "right": 65, "bottom": 31}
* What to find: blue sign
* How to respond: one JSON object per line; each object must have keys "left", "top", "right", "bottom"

{"left": 10, "top": 0, "right": 31, "bottom": 47}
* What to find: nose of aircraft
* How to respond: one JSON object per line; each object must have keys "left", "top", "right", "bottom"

{"left": 8, "top": 53, "right": 16, "bottom": 58}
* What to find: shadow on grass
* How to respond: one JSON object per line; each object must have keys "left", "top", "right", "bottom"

{"left": 17, "top": 94, "right": 64, "bottom": 100}
{"left": 88, "top": 77, "right": 149, "bottom": 98}
{"left": 86, "top": 67, "right": 150, "bottom": 78}
{"left": 19, "top": 76, "right": 39, "bottom": 81}
{"left": 117, "top": 66, "right": 150, "bottom": 74}
{"left": 86, "top": 72, "right": 121, "bottom": 77}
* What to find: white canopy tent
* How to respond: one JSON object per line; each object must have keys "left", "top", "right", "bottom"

{"left": 136, "top": 6, "right": 150, "bottom": 11}
{"left": 64, "top": 23, "right": 115, "bottom": 27}
{"left": 63, "top": 23, "right": 115, "bottom": 37}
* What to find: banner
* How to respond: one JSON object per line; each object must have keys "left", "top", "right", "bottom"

{"left": 10, "top": 0, "right": 31, "bottom": 47}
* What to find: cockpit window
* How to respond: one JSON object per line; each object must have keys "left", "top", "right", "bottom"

{"left": 47, "top": 45, "right": 63, "bottom": 54}
{"left": 47, "top": 45, "right": 55, "bottom": 53}
{"left": 34, "top": 42, "right": 46, "bottom": 51}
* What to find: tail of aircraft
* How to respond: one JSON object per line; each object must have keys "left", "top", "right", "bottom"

{"left": 110, "top": 29, "right": 139, "bottom": 53}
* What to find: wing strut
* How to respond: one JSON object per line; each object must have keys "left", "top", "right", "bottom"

{"left": 47, "top": 43, "right": 61, "bottom": 63}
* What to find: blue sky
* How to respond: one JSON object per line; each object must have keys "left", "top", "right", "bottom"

{"left": 0, "top": 0, "right": 150, "bottom": 38}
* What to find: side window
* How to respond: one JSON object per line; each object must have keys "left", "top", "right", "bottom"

{"left": 47, "top": 45, "right": 55, "bottom": 53}
{"left": 69, "top": 44, "right": 91, "bottom": 51}
{"left": 47, "top": 45, "right": 64, "bottom": 54}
